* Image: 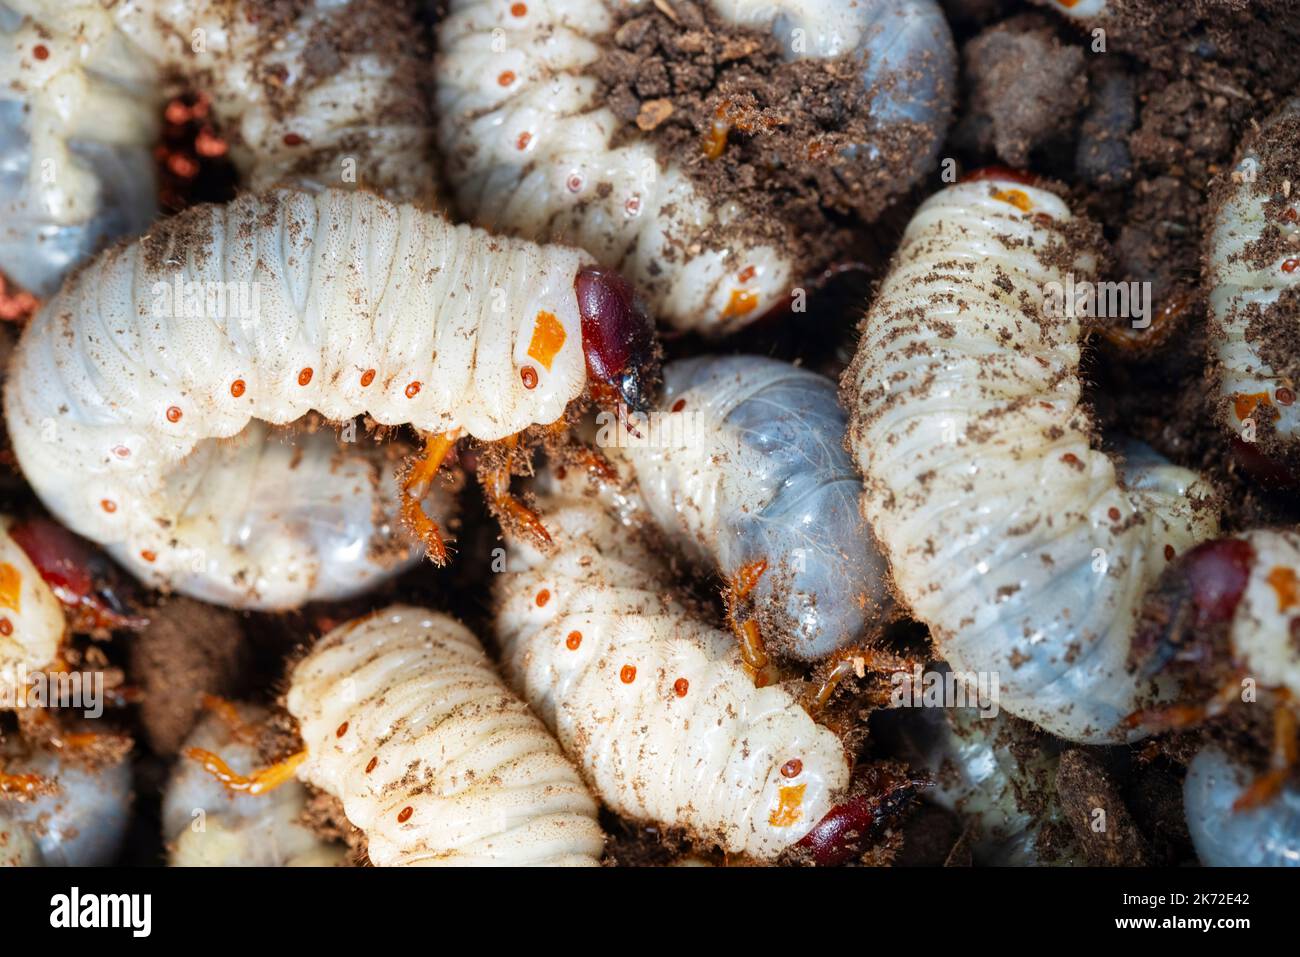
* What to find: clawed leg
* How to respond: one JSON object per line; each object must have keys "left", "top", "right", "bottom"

{"left": 401, "top": 430, "right": 459, "bottom": 565}
{"left": 198, "top": 693, "right": 258, "bottom": 745}
{"left": 0, "top": 768, "right": 51, "bottom": 797}
{"left": 184, "top": 747, "right": 307, "bottom": 797}
{"left": 804, "top": 646, "right": 919, "bottom": 717}
{"left": 480, "top": 434, "right": 551, "bottom": 549}
{"left": 1233, "top": 699, "right": 1298, "bottom": 812}
{"left": 723, "top": 560, "right": 779, "bottom": 688}
{"left": 1122, "top": 674, "right": 1244, "bottom": 732}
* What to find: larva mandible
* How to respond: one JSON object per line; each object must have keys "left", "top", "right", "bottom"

{"left": 0, "top": 0, "right": 435, "bottom": 297}
{"left": 165, "top": 701, "right": 345, "bottom": 867}
{"left": 494, "top": 479, "right": 851, "bottom": 860}
{"left": 4, "top": 187, "right": 655, "bottom": 609}
{"left": 842, "top": 175, "right": 1219, "bottom": 744}
{"left": 1207, "top": 98, "right": 1300, "bottom": 464}
{"left": 0, "top": 739, "right": 132, "bottom": 866}
{"left": 612, "top": 354, "right": 893, "bottom": 663}
{"left": 286, "top": 605, "right": 605, "bottom": 867}
{"left": 435, "top": 0, "right": 955, "bottom": 334}
{"left": 1182, "top": 745, "right": 1300, "bottom": 868}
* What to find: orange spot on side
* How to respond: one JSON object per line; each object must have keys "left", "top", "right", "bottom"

{"left": 297, "top": 367, "right": 313, "bottom": 386}
{"left": 722, "top": 289, "right": 758, "bottom": 321}
{"left": 0, "top": 563, "right": 22, "bottom": 612}
{"left": 671, "top": 398, "right": 687, "bottom": 413}
{"left": 769, "top": 784, "right": 806, "bottom": 827}
{"left": 1234, "top": 391, "right": 1274, "bottom": 421}
{"left": 32, "top": 44, "right": 49, "bottom": 60}
{"left": 166, "top": 405, "right": 182, "bottom": 423}
{"left": 336, "top": 721, "right": 349, "bottom": 738}
{"left": 405, "top": 381, "right": 421, "bottom": 399}
{"left": 992, "top": 187, "right": 1033, "bottom": 212}
{"left": 365, "top": 756, "right": 378, "bottom": 774}
{"left": 1282, "top": 258, "right": 1300, "bottom": 274}
{"left": 535, "top": 588, "right": 550, "bottom": 607}
{"left": 0, "top": 618, "right": 11, "bottom": 636}
{"left": 230, "top": 379, "right": 245, "bottom": 397}
{"left": 526, "top": 310, "right": 566, "bottom": 371}
{"left": 361, "top": 369, "right": 376, "bottom": 387}
{"left": 101, "top": 499, "right": 117, "bottom": 513}
{"left": 520, "top": 365, "right": 539, "bottom": 390}
{"left": 673, "top": 677, "right": 689, "bottom": 697}
{"left": 738, "top": 265, "right": 756, "bottom": 283}
{"left": 498, "top": 70, "right": 515, "bottom": 87}
{"left": 781, "top": 759, "right": 803, "bottom": 778}
{"left": 397, "top": 806, "right": 413, "bottom": 823}
{"left": 516, "top": 131, "right": 532, "bottom": 151}
{"left": 140, "top": 550, "right": 157, "bottom": 563}
{"left": 620, "top": 664, "right": 637, "bottom": 684}
{"left": 510, "top": 1, "right": 527, "bottom": 15}
{"left": 1266, "top": 566, "right": 1299, "bottom": 612}
{"left": 566, "top": 630, "right": 582, "bottom": 650}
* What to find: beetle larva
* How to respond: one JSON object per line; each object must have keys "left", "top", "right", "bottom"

{"left": 1207, "top": 98, "right": 1300, "bottom": 464}
{"left": 0, "top": 0, "right": 435, "bottom": 296}
{"left": 0, "top": 519, "right": 65, "bottom": 700}
{"left": 842, "top": 174, "right": 1219, "bottom": 743}
{"left": 435, "top": 0, "right": 954, "bottom": 334}
{"left": 4, "top": 187, "right": 654, "bottom": 608}
{"left": 286, "top": 605, "right": 605, "bottom": 866}
{"left": 1183, "top": 745, "right": 1300, "bottom": 868}
{"left": 494, "top": 479, "right": 851, "bottom": 859}
{"left": 613, "top": 354, "right": 893, "bottom": 662}
{"left": 165, "top": 701, "right": 344, "bottom": 867}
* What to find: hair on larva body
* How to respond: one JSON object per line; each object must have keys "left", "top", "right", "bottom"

{"left": 4, "top": 187, "right": 600, "bottom": 609}
{"left": 287, "top": 605, "right": 605, "bottom": 866}
{"left": 435, "top": 0, "right": 954, "bottom": 335}
{"left": 0, "top": 0, "right": 435, "bottom": 298}
{"left": 494, "top": 481, "right": 850, "bottom": 859}
{"left": 613, "top": 355, "right": 893, "bottom": 661}
{"left": 842, "top": 176, "right": 1219, "bottom": 743}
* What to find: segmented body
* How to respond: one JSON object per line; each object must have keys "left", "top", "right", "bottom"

{"left": 843, "top": 177, "right": 1218, "bottom": 742}
{"left": 1183, "top": 745, "right": 1300, "bottom": 867}
{"left": 287, "top": 605, "right": 605, "bottom": 866}
{"left": 5, "top": 187, "right": 597, "bottom": 608}
{"left": 615, "top": 355, "right": 891, "bottom": 660}
{"left": 495, "top": 483, "right": 850, "bottom": 858}
{"left": 164, "top": 703, "right": 344, "bottom": 867}
{"left": 1207, "top": 98, "right": 1300, "bottom": 463}
{"left": 436, "top": 0, "right": 954, "bottom": 333}
{"left": 0, "top": 0, "right": 434, "bottom": 297}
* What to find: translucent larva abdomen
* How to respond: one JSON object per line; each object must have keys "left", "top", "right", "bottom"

{"left": 164, "top": 703, "right": 345, "bottom": 867}
{"left": 287, "top": 605, "right": 605, "bottom": 866}
{"left": 843, "top": 176, "right": 1219, "bottom": 743}
{"left": 3, "top": 187, "right": 597, "bottom": 609}
{"left": 616, "top": 355, "right": 893, "bottom": 661}
{"left": 494, "top": 480, "right": 851, "bottom": 859}
{"left": 435, "top": 0, "right": 954, "bottom": 334}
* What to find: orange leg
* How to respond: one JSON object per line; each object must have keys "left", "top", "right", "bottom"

{"left": 0, "top": 770, "right": 49, "bottom": 797}
{"left": 1233, "top": 701, "right": 1298, "bottom": 812}
{"left": 480, "top": 434, "right": 551, "bottom": 549}
{"left": 1122, "top": 674, "right": 1244, "bottom": 732}
{"left": 198, "top": 693, "right": 258, "bottom": 745}
{"left": 1097, "top": 289, "right": 1193, "bottom": 352}
{"left": 184, "top": 747, "right": 307, "bottom": 797}
{"left": 401, "top": 430, "right": 459, "bottom": 565}
{"left": 723, "top": 560, "right": 779, "bottom": 687}
{"left": 804, "top": 646, "right": 919, "bottom": 717}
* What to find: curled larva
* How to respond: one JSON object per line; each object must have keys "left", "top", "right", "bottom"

{"left": 494, "top": 482, "right": 850, "bottom": 859}
{"left": 612, "top": 355, "right": 892, "bottom": 661}
{"left": 286, "top": 605, "right": 605, "bottom": 866}
{"left": 1207, "top": 98, "right": 1300, "bottom": 464}
{"left": 882, "top": 702, "right": 1075, "bottom": 865}
{"left": 164, "top": 702, "right": 344, "bottom": 867}
{"left": 435, "top": 0, "right": 955, "bottom": 334}
{"left": 0, "top": 741, "right": 132, "bottom": 866}
{"left": 0, "top": 0, "right": 435, "bottom": 296}
{"left": 4, "top": 187, "right": 654, "bottom": 609}
{"left": 842, "top": 175, "right": 1219, "bottom": 743}
{"left": 0, "top": 519, "right": 65, "bottom": 701}
{"left": 1183, "top": 746, "right": 1300, "bottom": 868}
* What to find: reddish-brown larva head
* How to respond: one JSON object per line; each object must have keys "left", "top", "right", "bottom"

{"left": 1133, "top": 538, "right": 1255, "bottom": 677}
{"left": 961, "top": 165, "right": 1044, "bottom": 187}
{"left": 575, "top": 266, "right": 657, "bottom": 414}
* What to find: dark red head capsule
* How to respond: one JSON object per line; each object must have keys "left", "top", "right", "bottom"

{"left": 794, "top": 764, "right": 920, "bottom": 867}
{"left": 575, "top": 266, "right": 658, "bottom": 415}
{"left": 961, "top": 165, "right": 1043, "bottom": 187}
{"left": 8, "top": 518, "right": 148, "bottom": 633}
